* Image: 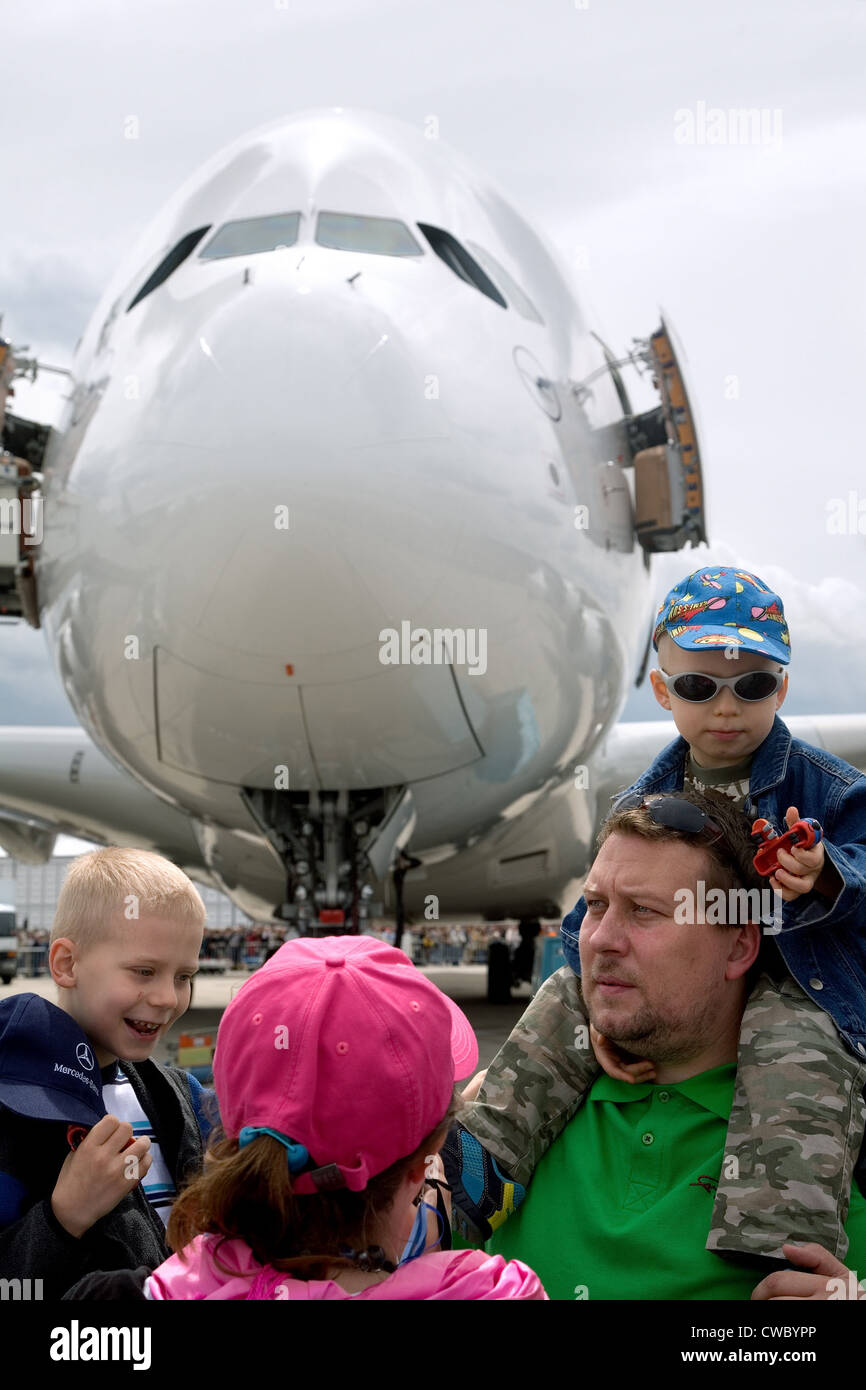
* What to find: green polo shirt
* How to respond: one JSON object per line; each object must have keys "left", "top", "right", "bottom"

{"left": 487, "top": 1064, "right": 866, "bottom": 1300}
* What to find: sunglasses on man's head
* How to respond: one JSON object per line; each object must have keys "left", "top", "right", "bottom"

{"left": 610, "top": 793, "right": 729, "bottom": 852}
{"left": 609, "top": 795, "right": 760, "bottom": 905}
{"left": 656, "top": 667, "right": 785, "bottom": 704}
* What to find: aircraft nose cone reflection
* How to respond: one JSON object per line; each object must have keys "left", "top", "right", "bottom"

{"left": 149, "top": 283, "right": 481, "bottom": 792}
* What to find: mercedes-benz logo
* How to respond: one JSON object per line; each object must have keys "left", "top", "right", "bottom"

{"left": 76, "top": 1042, "right": 94, "bottom": 1070}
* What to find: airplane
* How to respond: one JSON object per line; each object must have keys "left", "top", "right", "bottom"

{"left": 1, "top": 108, "right": 862, "bottom": 938}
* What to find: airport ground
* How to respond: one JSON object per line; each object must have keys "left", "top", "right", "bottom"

{"left": 0, "top": 964, "right": 533, "bottom": 1072}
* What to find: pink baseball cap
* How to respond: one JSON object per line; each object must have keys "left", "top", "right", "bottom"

{"left": 213, "top": 934, "right": 478, "bottom": 1195}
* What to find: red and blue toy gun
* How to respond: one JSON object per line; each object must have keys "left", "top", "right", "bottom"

{"left": 751, "top": 817, "right": 823, "bottom": 877}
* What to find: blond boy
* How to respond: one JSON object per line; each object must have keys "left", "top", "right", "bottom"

{"left": 0, "top": 849, "right": 210, "bottom": 1296}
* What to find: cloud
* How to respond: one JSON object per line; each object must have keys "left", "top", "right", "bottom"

{"left": 0, "top": 625, "right": 77, "bottom": 725}
{"left": 0, "top": 253, "right": 100, "bottom": 356}
{"left": 646, "top": 543, "right": 866, "bottom": 647}
{"left": 623, "top": 542, "right": 866, "bottom": 719}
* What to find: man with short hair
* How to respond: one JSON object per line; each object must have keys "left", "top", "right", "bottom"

{"left": 467, "top": 792, "right": 866, "bottom": 1299}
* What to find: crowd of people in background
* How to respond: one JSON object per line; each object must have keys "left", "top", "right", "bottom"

{"left": 6, "top": 919, "right": 551, "bottom": 980}
{"left": 196, "top": 921, "right": 547, "bottom": 972}
{"left": 13, "top": 926, "right": 50, "bottom": 976}
{"left": 364, "top": 921, "right": 549, "bottom": 972}
{"left": 402, "top": 923, "right": 517, "bottom": 967}
{"left": 198, "top": 927, "right": 286, "bottom": 970}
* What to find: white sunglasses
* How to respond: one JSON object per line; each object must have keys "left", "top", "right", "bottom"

{"left": 656, "top": 667, "right": 786, "bottom": 703}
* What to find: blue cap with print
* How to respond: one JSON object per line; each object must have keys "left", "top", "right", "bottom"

{"left": 652, "top": 567, "right": 791, "bottom": 665}
{"left": 0, "top": 994, "right": 106, "bottom": 1125}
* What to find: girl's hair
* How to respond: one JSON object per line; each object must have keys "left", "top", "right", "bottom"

{"left": 167, "top": 1090, "right": 462, "bottom": 1282}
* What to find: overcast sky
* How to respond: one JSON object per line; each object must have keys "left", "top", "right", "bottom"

{"left": 2, "top": 0, "right": 865, "bottom": 728}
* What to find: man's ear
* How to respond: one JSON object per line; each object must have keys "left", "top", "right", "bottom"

{"left": 49, "top": 937, "right": 78, "bottom": 989}
{"left": 649, "top": 669, "right": 672, "bottom": 711}
{"left": 725, "top": 922, "right": 762, "bottom": 980}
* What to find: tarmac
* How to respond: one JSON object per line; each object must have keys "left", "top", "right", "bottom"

{"left": 0, "top": 964, "right": 533, "bottom": 1074}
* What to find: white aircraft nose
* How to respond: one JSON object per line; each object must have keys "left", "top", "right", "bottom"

{"left": 134, "top": 276, "right": 484, "bottom": 790}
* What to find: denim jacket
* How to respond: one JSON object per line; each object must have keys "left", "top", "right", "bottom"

{"left": 560, "top": 716, "right": 866, "bottom": 1058}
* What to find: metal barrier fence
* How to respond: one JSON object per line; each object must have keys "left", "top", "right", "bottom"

{"left": 208, "top": 945, "right": 491, "bottom": 970}
{"left": 5, "top": 942, "right": 498, "bottom": 979}
{"left": 407, "top": 943, "right": 490, "bottom": 966}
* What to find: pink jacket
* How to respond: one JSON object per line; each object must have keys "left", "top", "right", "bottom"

{"left": 145, "top": 1235, "right": 547, "bottom": 1301}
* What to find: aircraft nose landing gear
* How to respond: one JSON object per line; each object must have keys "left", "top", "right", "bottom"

{"left": 241, "top": 785, "right": 415, "bottom": 937}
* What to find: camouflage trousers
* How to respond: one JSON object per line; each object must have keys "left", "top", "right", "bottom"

{"left": 461, "top": 966, "right": 866, "bottom": 1261}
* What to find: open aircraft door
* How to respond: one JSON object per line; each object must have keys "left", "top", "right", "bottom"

{"left": 632, "top": 314, "right": 708, "bottom": 553}
{"left": 574, "top": 313, "right": 708, "bottom": 555}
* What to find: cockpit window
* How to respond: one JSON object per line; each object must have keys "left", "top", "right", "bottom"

{"left": 198, "top": 213, "right": 302, "bottom": 260}
{"left": 416, "top": 225, "right": 506, "bottom": 309}
{"left": 127, "top": 227, "right": 211, "bottom": 312}
{"left": 315, "top": 212, "right": 423, "bottom": 257}
{"left": 465, "top": 241, "right": 544, "bottom": 324}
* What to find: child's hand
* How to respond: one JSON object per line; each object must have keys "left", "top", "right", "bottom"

{"left": 768, "top": 806, "right": 826, "bottom": 901}
{"left": 589, "top": 1023, "right": 656, "bottom": 1084}
{"left": 751, "top": 1242, "right": 864, "bottom": 1300}
{"left": 460, "top": 1068, "right": 487, "bottom": 1102}
{"left": 51, "top": 1115, "right": 152, "bottom": 1238}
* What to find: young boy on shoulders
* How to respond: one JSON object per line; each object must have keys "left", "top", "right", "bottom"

{"left": 445, "top": 568, "right": 866, "bottom": 1265}
{"left": 0, "top": 848, "right": 211, "bottom": 1296}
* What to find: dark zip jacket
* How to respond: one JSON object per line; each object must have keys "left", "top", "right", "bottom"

{"left": 0, "top": 1058, "right": 211, "bottom": 1298}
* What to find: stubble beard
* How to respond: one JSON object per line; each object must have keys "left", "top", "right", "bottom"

{"left": 587, "top": 987, "right": 717, "bottom": 1065}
